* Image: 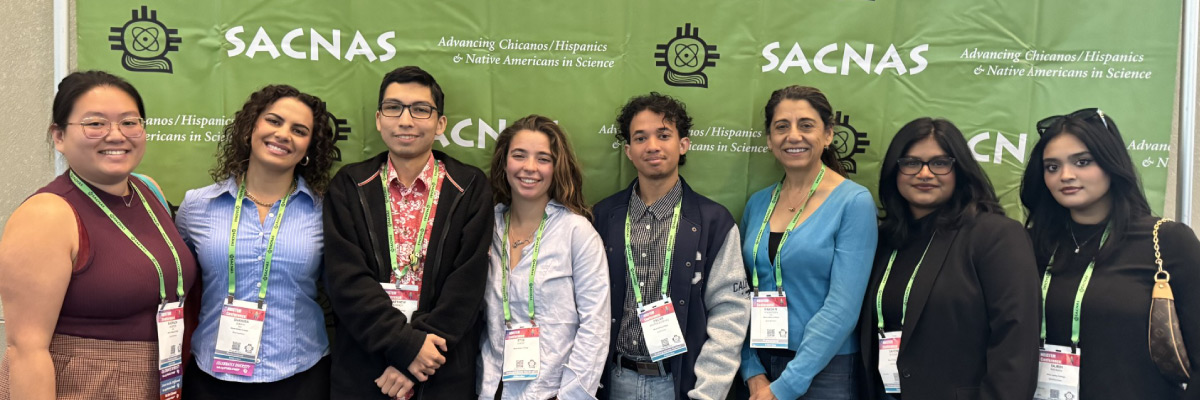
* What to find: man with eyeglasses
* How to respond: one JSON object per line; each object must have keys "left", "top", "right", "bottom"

{"left": 323, "top": 66, "right": 493, "bottom": 399}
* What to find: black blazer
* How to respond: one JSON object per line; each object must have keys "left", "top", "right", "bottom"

{"left": 858, "top": 213, "right": 1040, "bottom": 400}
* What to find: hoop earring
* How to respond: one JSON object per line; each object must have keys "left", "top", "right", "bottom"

{"left": 300, "top": 156, "right": 310, "bottom": 166}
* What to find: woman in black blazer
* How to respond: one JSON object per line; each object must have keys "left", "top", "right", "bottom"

{"left": 1022, "top": 108, "right": 1200, "bottom": 399}
{"left": 858, "top": 117, "right": 1041, "bottom": 400}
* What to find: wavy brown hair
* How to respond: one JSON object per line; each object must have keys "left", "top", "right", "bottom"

{"left": 489, "top": 115, "right": 592, "bottom": 221}
{"left": 210, "top": 85, "right": 336, "bottom": 194}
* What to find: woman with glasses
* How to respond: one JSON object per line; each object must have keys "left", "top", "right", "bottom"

{"left": 476, "top": 115, "right": 609, "bottom": 400}
{"left": 0, "top": 70, "right": 198, "bottom": 399}
{"left": 174, "top": 85, "right": 337, "bottom": 400}
{"left": 1022, "top": 108, "right": 1200, "bottom": 399}
{"left": 857, "top": 117, "right": 1040, "bottom": 400}
{"left": 737, "top": 86, "right": 877, "bottom": 400}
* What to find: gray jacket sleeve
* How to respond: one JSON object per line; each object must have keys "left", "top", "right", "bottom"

{"left": 688, "top": 226, "right": 751, "bottom": 400}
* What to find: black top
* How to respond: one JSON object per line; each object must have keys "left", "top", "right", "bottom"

{"left": 768, "top": 231, "right": 782, "bottom": 264}
{"left": 879, "top": 213, "right": 938, "bottom": 332}
{"left": 1039, "top": 216, "right": 1200, "bottom": 399}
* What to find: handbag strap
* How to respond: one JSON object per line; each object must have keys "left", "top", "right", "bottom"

{"left": 1153, "top": 218, "right": 1172, "bottom": 283}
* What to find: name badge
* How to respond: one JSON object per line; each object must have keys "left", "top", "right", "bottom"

{"left": 381, "top": 283, "right": 420, "bottom": 321}
{"left": 502, "top": 323, "right": 541, "bottom": 381}
{"left": 877, "top": 331, "right": 902, "bottom": 394}
{"left": 1035, "top": 345, "right": 1081, "bottom": 400}
{"left": 212, "top": 300, "right": 267, "bottom": 377}
{"left": 638, "top": 297, "right": 688, "bottom": 362}
{"left": 750, "top": 292, "right": 789, "bottom": 349}
{"left": 155, "top": 301, "right": 185, "bottom": 400}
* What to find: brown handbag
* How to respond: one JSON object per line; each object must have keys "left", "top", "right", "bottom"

{"left": 1148, "top": 218, "right": 1191, "bottom": 387}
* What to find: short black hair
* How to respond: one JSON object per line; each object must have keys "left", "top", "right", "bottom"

{"left": 378, "top": 66, "right": 445, "bottom": 115}
{"left": 615, "top": 92, "right": 693, "bottom": 165}
{"left": 878, "top": 117, "right": 1002, "bottom": 247}
{"left": 52, "top": 70, "right": 145, "bottom": 128}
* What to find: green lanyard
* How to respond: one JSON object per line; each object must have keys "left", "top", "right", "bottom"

{"left": 623, "top": 196, "right": 683, "bottom": 308}
{"left": 874, "top": 233, "right": 937, "bottom": 335}
{"left": 749, "top": 165, "right": 825, "bottom": 293}
{"left": 1040, "top": 226, "right": 1110, "bottom": 350}
{"left": 69, "top": 171, "right": 184, "bottom": 304}
{"left": 227, "top": 180, "right": 294, "bottom": 307}
{"left": 380, "top": 161, "right": 440, "bottom": 282}
{"left": 500, "top": 211, "right": 549, "bottom": 325}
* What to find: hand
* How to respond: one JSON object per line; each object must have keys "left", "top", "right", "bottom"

{"left": 747, "top": 375, "right": 777, "bottom": 400}
{"left": 375, "top": 366, "right": 414, "bottom": 398}
{"left": 407, "top": 333, "right": 448, "bottom": 381}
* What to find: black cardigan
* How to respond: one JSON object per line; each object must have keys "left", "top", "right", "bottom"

{"left": 1040, "top": 216, "right": 1200, "bottom": 400}
{"left": 323, "top": 151, "right": 493, "bottom": 399}
{"left": 858, "top": 212, "right": 1041, "bottom": 400}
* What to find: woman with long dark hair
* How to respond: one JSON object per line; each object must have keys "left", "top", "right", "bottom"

{"left": 1022, "top": 108, "right": 1200, "bottom": 399}
{"left": 858, "top": 117, "right": 1039, "bottom": 400}
{"left": 738, "top": 86, "right": 877, "bottom": 400}
{"left": 175, "top": 85, "right": 337, "bottom": 399}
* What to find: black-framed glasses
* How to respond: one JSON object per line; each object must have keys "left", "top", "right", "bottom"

{"left": 65, "top": 117, "right": 147, "bottom": 139}
{"left": 1036, "top": 108, "right": 1111, "bottom": 136}
{"left": 897, "top": 156, "right": 956, "bottom": 175}
{"left": 379, "top": 101, "right": 437, "bottom": 119}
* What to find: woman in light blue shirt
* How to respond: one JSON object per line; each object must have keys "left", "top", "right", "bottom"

{"left": 176, "top": 85, "right": 337, "bottom": 399}
{"left": 478, "top": 115, "right": 610, "bottom": 400}
{"left": 738, "top": 86, "right": 877, "bottom": 400}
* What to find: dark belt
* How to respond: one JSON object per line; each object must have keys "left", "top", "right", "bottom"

{"left": 618, "top": 354, "right": 671, "bottom": 376}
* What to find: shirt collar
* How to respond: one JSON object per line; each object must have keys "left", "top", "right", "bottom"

{"left": 211, "top": 176, "right": 314, "bottom": 202}
{"left": 386, "top": 153, "right": 437, "bottom": 191}
{"left": 629, "top": 179, "right": 683, "bottom": 221}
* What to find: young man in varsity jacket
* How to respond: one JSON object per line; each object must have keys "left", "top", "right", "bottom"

{"left": 593, "top": 92, "right": 751, "bottom": 400}
{"left": 323, "top": 66, "right": 493, "bottom": 399}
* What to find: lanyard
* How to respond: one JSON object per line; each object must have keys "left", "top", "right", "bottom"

{"left": 380, "top": 161, "right": 440, "bottom": 282}
{"left": 874, "top": 232, "right": 937, "bottom": 335}
{"left": 1040, "top": 226, "right": 1111, "bottom": 349}
{"left": 749, "top": 165, "right": 825, "bottom": 293}
{"left": 623, "top": 196, "right": 683, "bottom": 307}
{"left": 227, "top": 180, "right": 294, "bottom": 307}
{"left": 500, "top": 211, "right": 549, "bottom": 325}
{"left": 69, "top": 171, "right": 184, "bottom": 304}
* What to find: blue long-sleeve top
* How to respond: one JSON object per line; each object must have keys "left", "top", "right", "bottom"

{"left": 738, "top": 179, "right": 878, "bottom": 399}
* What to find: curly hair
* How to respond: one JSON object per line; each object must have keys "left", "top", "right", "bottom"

{"left": 490, "top": 115, "right": 592, "bottom": 221}
{"left": 210, "top": 85, "right": 337, "bottom": 195}
{"left": 615, "top": 92, "right": 693, "bottom": 165}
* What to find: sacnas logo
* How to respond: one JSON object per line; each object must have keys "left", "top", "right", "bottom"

{"left": 109, "top": 6, "right": 180, "bottom": 73}
{"left": 225, "top": 26, "right": 396, "bottom": 62}
{"left": 761, "top": 41, "right": 928, "bottom": 75}
{"left": 655, "top": 24, "right": 719, "bottom": 88}
{"left": 830, "top": 112, "right": 869, "bottom": 174}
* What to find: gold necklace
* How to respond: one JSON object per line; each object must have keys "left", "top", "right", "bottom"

{"left": 244, "top": 191, "right": 274, "bottom": 207}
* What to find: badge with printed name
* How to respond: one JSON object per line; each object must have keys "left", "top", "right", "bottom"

{"left": 1035, "top": 345, "right": 1081, "bottom": 400}
{"left": 382, "top": 283, "right": 419, "bottom": 321}
{"left": 502, "top": 323, "right": 541, "bottom": 381}
{"left": 156, "top": 301, "right": 185, "bottom": 400}
{"left": 878, "top": 331, "right": 902, "bottom": 394}
{"left": 638, "top": 297, "right": 688, "bottom": 362}
{"left": 212, "top": 300, "right": 267, "bottom": 377}
{"left": 750, "top": 292, "right": 789, "bottom": 349}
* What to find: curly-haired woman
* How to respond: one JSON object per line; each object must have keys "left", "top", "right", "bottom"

{"left": 174, "top": 85, "right": 337, "bottom": 399}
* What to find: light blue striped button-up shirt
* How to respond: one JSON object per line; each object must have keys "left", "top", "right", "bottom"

{"left": 176, "top": 177, "right": 328, "bottom": 383}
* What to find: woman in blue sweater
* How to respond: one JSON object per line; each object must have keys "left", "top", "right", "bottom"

{"left": 738, "top": 86, "right": 878, "bottom": 400}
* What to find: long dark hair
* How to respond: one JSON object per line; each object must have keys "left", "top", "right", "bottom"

{"left": 763, "top": 85, "right": 846, "bottom": 176}
{"left": 490, "top": 115, "right": 592, "bottom": 221}
{"left": 878, "top": 117, "right": 1002, "bottom": 247}
{"left": 210, "top": 85, "right": 336, "bottom": 195}
{"left": 1020, "top": 109, "right": 1150, "bottom": 262}
{"left": 51, "top": 70, "right": 145, "bottom": 133}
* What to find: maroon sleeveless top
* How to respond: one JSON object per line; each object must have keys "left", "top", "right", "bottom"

{"left": 35, "top": 172, "right": 197, "bottom": 341}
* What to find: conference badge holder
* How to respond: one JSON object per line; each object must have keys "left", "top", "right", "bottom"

{"left": 1035, "top": 345, "right": 1081, "bottom": 400}
{"left": 638, "top": 296, "right": 688, "bottom": 362}
{"left": 212, "top": 299, "right": 267, "bottom": 377}
{"left": 156, "top": 301, "right": 185, "bottom": 400}
{"left": 750, "top": 292, "right": 789, "bottom": 349}
{"left": 382, "top": 283, "right": 420, "bottom": 321}
{"left": 502, "top": 322, "right": 541, "bottom": 381}
{"left": 877, "top": 331, "right": 902, "bottom": 394}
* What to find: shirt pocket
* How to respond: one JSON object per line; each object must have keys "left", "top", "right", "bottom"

{"left": 531, "top": 256, "right": 578, "bottom": 325}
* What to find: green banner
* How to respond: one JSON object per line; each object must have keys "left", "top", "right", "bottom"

{"left": 77, "top": 1, "right": 1182, "bottom": 219}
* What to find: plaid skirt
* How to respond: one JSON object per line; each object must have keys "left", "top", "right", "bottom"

{"left": 0, "top": 333, "right": 158, "bottom": 399}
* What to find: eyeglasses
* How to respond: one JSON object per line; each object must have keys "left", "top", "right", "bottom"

{"left": 1036, "top": 108, "right": 1111, "bottom": 136}
{"left": 897, "top": 156, "right": 956, "bottom": 175}
{"left": 65, "top": 117, "right": 147, "bottom": 139}
{"left": 379, "top": 101, "right": 437, "bottom": 119}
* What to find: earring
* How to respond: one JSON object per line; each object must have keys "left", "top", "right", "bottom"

{"left": 300, "top": 156, "right": 310, "bottom": 166}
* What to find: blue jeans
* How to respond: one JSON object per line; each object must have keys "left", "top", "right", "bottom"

{"left": 608, "top": 363, "right": 676, "bottom": 400}
{"left": 736, "top": 351, "right": 860, "bottom": 400}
